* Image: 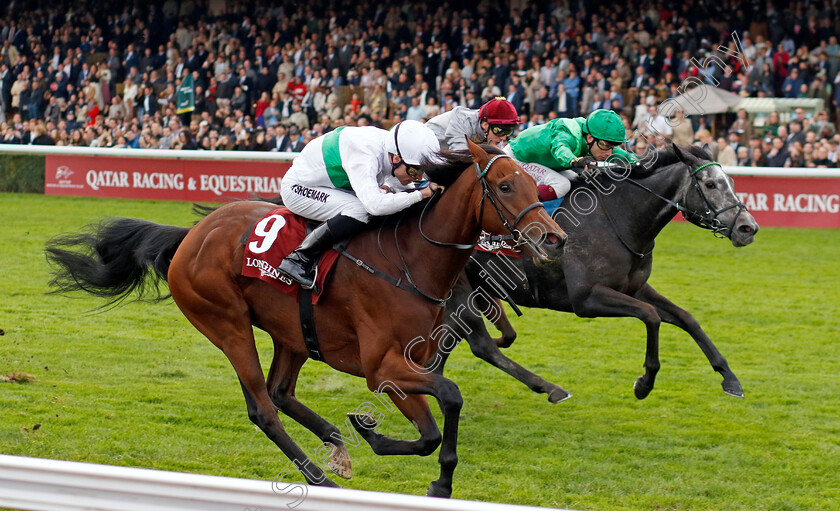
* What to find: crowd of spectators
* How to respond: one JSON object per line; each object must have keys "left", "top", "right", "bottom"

{"left": 1, "top": 0, "right": 840, "bottom": 167}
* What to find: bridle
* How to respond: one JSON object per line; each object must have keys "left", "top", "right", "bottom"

{"left": 591, "top": 159, "right": 748, "bottom": 258}
{"left": 419, "top": 154, "right": 544, "bottom": 250}
{"left": 615, "top": 160, "right": 748, "bottom": 239}
{"left": 681, "top": 161, "right": 748, "bottom": 238}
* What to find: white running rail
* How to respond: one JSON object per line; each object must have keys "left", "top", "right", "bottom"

{"left": 0, "top": 454, "right": 574, "bottom": 511}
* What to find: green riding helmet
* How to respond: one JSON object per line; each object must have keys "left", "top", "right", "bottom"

{"left": 583, "top": 109, "right": 627, "bottom": 144}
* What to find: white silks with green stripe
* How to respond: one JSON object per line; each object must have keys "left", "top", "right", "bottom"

{"left": 279, "top": 126, "right": 425, "bottom": 222}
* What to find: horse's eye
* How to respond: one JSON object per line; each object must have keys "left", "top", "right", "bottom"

{"left": 705, "top": 181, "right": 717, "bottom": 189}
{"left": 499, "top": 183, "right": 512, "bottom": 193}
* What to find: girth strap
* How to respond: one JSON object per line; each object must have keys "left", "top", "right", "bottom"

{"left": 298, "top": 287, "right": 324, "bottom": 361}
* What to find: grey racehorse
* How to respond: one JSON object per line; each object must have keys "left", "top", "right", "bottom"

{"left": 432, "top": 144, "right": 759, "bottom": 402}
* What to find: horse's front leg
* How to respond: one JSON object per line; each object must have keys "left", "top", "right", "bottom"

{"left": 488, "top": 297, "right": 517, "bottom": 348}
{"left": 572, "top": 283, "right": 662, "bottom": 399}
{"left": 633, "top": 283, "right": 743, "bottom": 397}
{"left": 346, "top": 391, "right": 442, "bottom": 457}
{"left": 359, "top": 349, "right": 462, "bottom": 498}
{"left": 441, "top": 275, "right": 571, "bottom": 403}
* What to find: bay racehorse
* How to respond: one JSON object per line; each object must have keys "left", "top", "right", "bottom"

{"left": 45, "top": 141, "right": 564, "bottom": 497}
{"left": 433, "top": 144, "right": 758, "bottom": 403}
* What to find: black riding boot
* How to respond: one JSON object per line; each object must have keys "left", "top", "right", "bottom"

{"left": 277, "top": 222, "right": 336, "bottom": 288}
{"left": 277, "top": 215, "right": 367, "bottom": 288}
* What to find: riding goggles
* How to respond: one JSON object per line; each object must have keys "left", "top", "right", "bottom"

{"left": 594, "top": 139, "right": 620, "bottom": 151}
{"left": 490, "top": 125, "right": 516, "bottom": 137}
{"left": 405, "top": 164, "right": 424, "bottom": 180}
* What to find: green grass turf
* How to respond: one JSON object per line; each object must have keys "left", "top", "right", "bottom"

{"left": 1, "top": 193, "right": 839, "bottom": 510}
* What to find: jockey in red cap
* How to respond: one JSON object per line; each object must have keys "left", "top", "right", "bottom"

{"left": 425, "top": 97, "right": 520, "bottom": 151}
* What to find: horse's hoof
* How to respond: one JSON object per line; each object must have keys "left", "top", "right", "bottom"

{"left": 347, "top": 412, "right": 379, "bottom": 431}
{"left": 325, "top": 443, "right": 352, "bottom": 479}
{"left": 722, "top": 380, "right": 745, "bottom": 398}
{"left": 633, "top": 377, "right": 652, "bottom": 400}
{"left": 426, "top": 480, "right": 452, "bottom": 498}
{"left": 547, "top": 387, "right": 572, "bottom": 403}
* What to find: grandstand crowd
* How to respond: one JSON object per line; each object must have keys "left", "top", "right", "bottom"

{"left": 1, "top": 0, "right": 840, "bottom": 167}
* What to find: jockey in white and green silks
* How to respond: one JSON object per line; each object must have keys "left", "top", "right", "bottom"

{"left": 278, "top": 120, "right": 440, "bottom": 288}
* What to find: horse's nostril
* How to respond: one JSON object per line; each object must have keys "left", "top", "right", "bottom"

{"left": 739, "top": 225, "right": 753, "bottom": 233}
{"left": 544, "top": 233, "right": 565, "bottom": 247}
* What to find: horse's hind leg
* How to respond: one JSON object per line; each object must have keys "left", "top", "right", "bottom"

{"left": 463, "top": 320, "right": 571, "bottom": 403}
{"left": 215, "top": 335, "right": 337, "bottom": 486}
{"left": 633, "top": 283, "right": 743, "bottom": 397}
{"left": 172, "top": 291, "right": 337, "bottom": 487}
{"left": 266, "top": 348, "right": 352, "bottom": 479}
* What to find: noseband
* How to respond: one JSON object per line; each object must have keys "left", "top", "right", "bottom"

{"left": 420, "top": 154, "right": 544, "bottom": 250}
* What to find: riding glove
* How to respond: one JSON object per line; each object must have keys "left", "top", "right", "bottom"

{"left": 570, "top": 156, "right": 596, "bottom": 170}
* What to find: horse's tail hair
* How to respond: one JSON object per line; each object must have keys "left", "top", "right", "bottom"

{"left": 45, "top": 218, "right": 190, "bottom": 307}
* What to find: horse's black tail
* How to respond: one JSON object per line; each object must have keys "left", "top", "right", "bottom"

{"left": 45, "top": 218, "right": 190, "bottom": 306}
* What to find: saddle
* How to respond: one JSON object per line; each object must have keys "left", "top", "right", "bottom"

{"left": 241, "top": 208, "right": 353, "bottom": 362}
{"left": 240, "top": 208, "right": 342, "bottom": 303}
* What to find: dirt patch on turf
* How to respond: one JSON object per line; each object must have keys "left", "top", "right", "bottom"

{"left": 1, "top": 372, "right": 36, "bottom": 384}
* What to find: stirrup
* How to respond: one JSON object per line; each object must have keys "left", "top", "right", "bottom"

{"left": 301, "top": 265, "right": 318, "bottom": 290}
{"left": 277, "top": 256, "right": 313, "bottom": 287}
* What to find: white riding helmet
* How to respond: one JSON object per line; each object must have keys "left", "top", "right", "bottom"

{"left": 386, "top": 120, "right": 440, "bottom": 166}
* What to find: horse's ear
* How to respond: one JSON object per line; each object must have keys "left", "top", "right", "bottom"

{"left": 466, "top": 136, "right": 487, "bottom": 162}
{"left": 673, "top": 143, "right": 700, "bottom": 165}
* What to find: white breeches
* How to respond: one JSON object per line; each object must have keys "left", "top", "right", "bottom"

{"left": 280, "top": 177, "right": 370, "bottom": 223}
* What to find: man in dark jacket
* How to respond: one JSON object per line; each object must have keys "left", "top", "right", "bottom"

{"left": 286, "top": 126, "right": 306, "bottom": 152}
{"left": 28, "top": 81, "right": 44, "bottom": 121}
{"left": 765, "top": 137, "right": 790, "bottom": 167}
{"left": 0, "top": 64, "right": 13, "bottom": 116}
{"left": 532, "top": 87, "right": 554, "bottom": 118}
{"left": 19, "top": 83, "right": 32, "bottom": 120}
{"left": 267, "top": 124, "right": 290, "bottom": 152}
{"left": 137, "top": 85, "right": 158, "bottom": 118}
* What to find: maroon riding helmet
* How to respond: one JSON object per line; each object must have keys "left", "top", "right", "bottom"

{"left": 479, "top": 97, "right": 520, "bottom": 125}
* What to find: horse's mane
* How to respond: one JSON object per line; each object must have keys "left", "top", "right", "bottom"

{"left": 633, "top": 144, "right": 712, "bottom": 177}
{"left": 418, "top": 144, "right": 503, "bottom": 186}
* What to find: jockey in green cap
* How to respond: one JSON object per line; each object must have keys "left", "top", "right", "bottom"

{"left": 503, "top": 109, "right": 636, "bottom": 203}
